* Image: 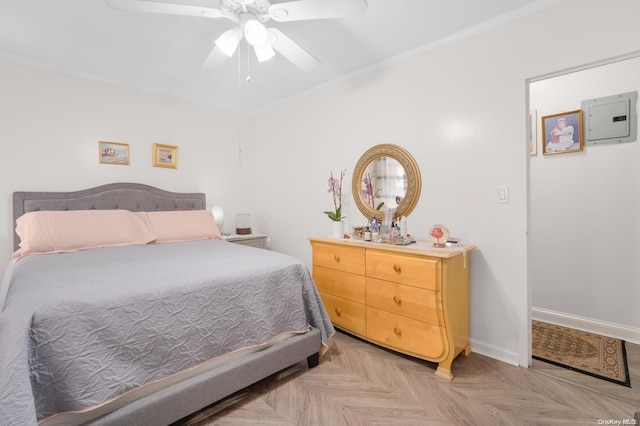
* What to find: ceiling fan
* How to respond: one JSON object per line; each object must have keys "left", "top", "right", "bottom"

{"left": 106, "top": 0, "right": 368, "bottom": 72}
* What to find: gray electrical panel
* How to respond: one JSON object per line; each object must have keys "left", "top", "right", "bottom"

{"left": 581, "top": 91, "right": 637, "bottom": 144}
{"left": 581, "top": 92, "right": 638, "bottom": 145}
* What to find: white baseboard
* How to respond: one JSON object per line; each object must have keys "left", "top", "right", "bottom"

{"left": 532, "top": 307, "right": 640, "bottom": 345}
{"left": 469, "top": 309, "right": 639, "bottom": 367}
{"left": 469, "top": 338, "right": 520, "bottom": 367}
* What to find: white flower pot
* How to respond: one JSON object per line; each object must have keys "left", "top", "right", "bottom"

{"left": 331, "top": 220, "right": 344, "bottom": 239}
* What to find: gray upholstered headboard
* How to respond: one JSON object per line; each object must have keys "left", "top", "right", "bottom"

{"left": 12, "top": 182, "right": 206, "bottom": 250}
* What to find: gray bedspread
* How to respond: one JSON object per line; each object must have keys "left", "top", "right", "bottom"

{"left": 0, "top": 239, "right": 334, "bottom": 425}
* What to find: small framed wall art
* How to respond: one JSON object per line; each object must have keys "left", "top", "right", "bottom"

{"left": 152, "top": 143, "right": 178, "bottom": 169}
{"left": 99, "top": 141, "right": 130, "bottom": 165}
{"left": 529, "top": 109, "right": 538, "bottom": 156}
{"left": 541, "top": 110, "right": 584, "bottom": 155}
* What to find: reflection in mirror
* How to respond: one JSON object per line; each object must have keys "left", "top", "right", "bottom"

{"left": 352, "top": 144, "right": 421, "bottom": 221}
{"left": 362, "top": 157, "right": 407, "bottom": 211}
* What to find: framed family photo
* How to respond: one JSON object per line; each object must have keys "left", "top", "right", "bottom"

{"left": 152, "top": 143, "right": 178, "bottom": 169}
{"left": 99, "top": 141, "right": 130, "bottom": 165}
{"left": 541, "top": 110, "right": 583, "bottom": 155}
{"left": 529, "top": 109, "right": 538, "bottom": 155}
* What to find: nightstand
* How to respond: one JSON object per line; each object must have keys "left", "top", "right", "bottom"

{"left": 224, "top": 234, "right": 268, "bottom": 249}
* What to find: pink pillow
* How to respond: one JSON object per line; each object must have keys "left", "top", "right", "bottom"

{"left": 14, "top": 210, "right": 158, "bottom": 259}
{"left": 142, "top": 210, "right": 222, "bottom": 243}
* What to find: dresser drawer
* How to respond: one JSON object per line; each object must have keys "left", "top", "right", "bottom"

{"left": 314, "top": 266, "right": 365, "bottom": 303}
{"left": 366, "top": 250, "right": 439, "bottom": 290}
{"left": 312, "top": 242, "right": 365, "bottom": 275}
{"left": 366, "top": 277, "right": 442, "bottom": 326}
{"left": 320, "top": 292, "right": 366, "bottom": 337}
{"left": 366, "top": 307, "right": 446, "bottom": 359}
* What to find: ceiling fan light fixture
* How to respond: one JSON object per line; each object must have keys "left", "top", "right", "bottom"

{"left": 108, "top": 0, "right": 369, "bottom": 71}
{"left": 215, "top": 28, "right": 243, "bottom": 57}
{"left": 244, "top": 19, "right": 267, "bottom": 46}
{"left": 254, "top": 42, "right": 275, "bottom": 62}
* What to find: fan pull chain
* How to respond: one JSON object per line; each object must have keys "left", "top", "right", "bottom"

{"left": 246, "top": 41, "right": 251, "bottom": 82}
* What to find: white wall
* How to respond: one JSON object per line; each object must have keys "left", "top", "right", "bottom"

{"left": 254, "top": 0, "right": 640, "bottom": 364}
{"left": 3, "top": 0, "right": 640, "bottom": 366}
{"left": 530, "top": 58, "right": 640, "bottom": 338}
{"left": 0, "top": 60, "right": 257, "bottom": 274}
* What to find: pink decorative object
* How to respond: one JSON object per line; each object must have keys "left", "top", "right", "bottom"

{"left": 428, "top": 224, "right": 449, "bottom": 248}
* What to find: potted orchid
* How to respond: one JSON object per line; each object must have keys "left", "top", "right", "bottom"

{"left": 363, "top": 172, "right": 384, "bottom": 211}
{"left": 323, "top": 169, "right": 346, "bottom": 222}
{"left": 324, "top": 169, "right": 346, "bottom": 238}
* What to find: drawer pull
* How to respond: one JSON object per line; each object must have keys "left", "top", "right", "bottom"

{"left": 334, "top": 254, "right": 341, "bottom": 262}
{"left": 393, "top": 326, "right": 402, "bottom": 337}
{"left": 393, "top": 264, "right": 401, "bottom": 273}
{"left": 393, "top": 295, "right": 402, "bottom": 305}
{"left": 334, "top": 308, "right": 342, "bottom": 317}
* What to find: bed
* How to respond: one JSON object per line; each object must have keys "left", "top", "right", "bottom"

{"left": 0, "top": 182, "right": 334, "bottom": 426}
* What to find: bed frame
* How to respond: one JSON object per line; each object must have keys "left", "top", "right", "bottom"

{"left": 12, "top": 182, "right": 322, "bottom": 425}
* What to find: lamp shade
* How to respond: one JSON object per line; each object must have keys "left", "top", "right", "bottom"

{"left": 215, "top": 28, "right": 243, "bottom": 57}
{"left": 244, "top": 19, "right": 267, "bottom": 46}
{"left": 210, "top": 205, "right": 224, "bottom": 226}
{"left": 254, "top": 42, "right": 275, "bottom": 62}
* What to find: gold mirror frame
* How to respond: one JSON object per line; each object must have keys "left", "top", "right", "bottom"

{"left": 352, "top": 144, "right": 421, "bottom": 221}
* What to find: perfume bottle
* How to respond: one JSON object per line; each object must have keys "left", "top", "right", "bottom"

{"left": 371, "top": 218, "right": 379, "bottom": 241}
{"left": 380, "top": 208, "right": 394, "bottom": 243}
{"left": 399, "top": 216, "right": 407, "bottom": 238}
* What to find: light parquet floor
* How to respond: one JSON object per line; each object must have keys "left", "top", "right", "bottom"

{"left": 178, "top": 331, "right": 639, "bottom": 426}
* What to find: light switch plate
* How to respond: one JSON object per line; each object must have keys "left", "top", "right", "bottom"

{"left": 497, "top": 185, "right": 509, "bottom": 204}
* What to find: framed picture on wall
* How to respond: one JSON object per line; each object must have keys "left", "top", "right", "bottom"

{"left": 99, "top": 141, "right": 130, "bottom": 165}
{"left": 529, "top": 109, "right": 538, "bottom": 155}
{"left": 152, "top": 143, "right": 178, "bottom": 169}
{"left": 541, "top": 110, "right": 583, "bottom": 155}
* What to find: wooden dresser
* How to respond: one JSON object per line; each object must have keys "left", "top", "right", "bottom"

{"left": 309, "top": 237, "right": 474, "bottom": 380}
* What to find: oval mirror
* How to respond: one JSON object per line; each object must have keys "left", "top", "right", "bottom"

{"left": 352, "top": 144, "right": 421, "bottom": 221}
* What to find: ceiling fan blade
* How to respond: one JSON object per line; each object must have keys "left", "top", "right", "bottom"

{"left": 267, "top": 28, "right": 319, "bottom": 72}
{"left": 269, "top": 0, "right": 367, "bottom": 22}
{"left": 106, "top": 0, "right": 224, "bottom": 19}
{"left": 201, "top": 45, "right": 230, "bottom": 69}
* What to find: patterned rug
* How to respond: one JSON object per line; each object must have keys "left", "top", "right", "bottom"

{"left": 532, "top": 320, "right": 630, "bottom": 387}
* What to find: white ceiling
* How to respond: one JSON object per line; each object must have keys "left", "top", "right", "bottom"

{"left": 0, "top": 0, "right": 558, "bottom": 112}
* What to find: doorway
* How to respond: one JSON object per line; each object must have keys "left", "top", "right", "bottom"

{"left": 527, "top": 53, "right": 640, "bottom": 404}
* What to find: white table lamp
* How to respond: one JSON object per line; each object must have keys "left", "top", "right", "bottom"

{"left": 210, "top": 205, "right": 224, "bottom": 227}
